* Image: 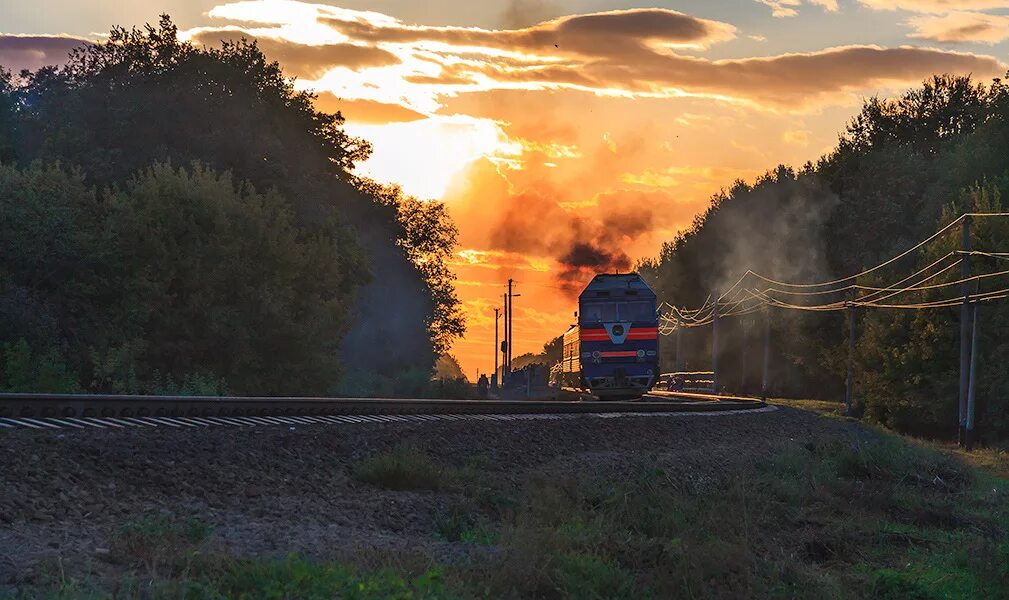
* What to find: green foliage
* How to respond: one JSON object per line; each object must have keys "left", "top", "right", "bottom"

{"left": 0, "top": 339, "right": 80, "bottom": 393}
{"left": 336, "top": 368, "right": 472, "bottom": 399}
{"left": 469, "top": 431, "right": 1009, "bottom": 599}
{"left": 435, "top": 506, "right": 498, "bottom": 545}
{"left": 199, "top": 557, "right": 455, "bottom": 600}
{"left": 111, "top": 515, "right": 213, "bottom": 577}
{"left": 553, "top": 553, "right": 641, "bottom": 600}
{"left": 354, "top": 445, "right": 447, "bottom": 491}
{"left": 0, "top": 15, "right": 463, "bottom": 395}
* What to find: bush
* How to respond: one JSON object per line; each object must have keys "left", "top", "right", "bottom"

{"left": 111, "top": 515, "right": 212, "bottom": 575}
{"left": 354, "top": 446, "right": 447, "bottom": 491}
{"left": 0, "top": 339, "right": 80, "bottom": 393}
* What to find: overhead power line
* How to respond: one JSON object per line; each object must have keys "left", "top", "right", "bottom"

{"left": 657, "top": 212, "right": 1009, "bottom": 332}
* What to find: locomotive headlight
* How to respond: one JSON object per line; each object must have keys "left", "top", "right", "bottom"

{"left": 591, "top": 351, "right": 601, "bottom": 359}
{"left": 612, "top": 325, "right": 625, "bottom": 336}
{"left": 636, "top": 350, "right": 645, "bottom": 358}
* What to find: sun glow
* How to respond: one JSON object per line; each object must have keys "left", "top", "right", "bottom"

{"left": 345, "top": 115, "right": 521, "bottom": 200}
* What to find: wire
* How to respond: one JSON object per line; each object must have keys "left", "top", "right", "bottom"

{"left": 744, "top": 216, "right": 965, "bottom": 290}
{"left": 655, "top": 212, "right": 1009, "bottom": 334}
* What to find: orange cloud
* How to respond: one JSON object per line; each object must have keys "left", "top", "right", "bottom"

{"left": 782, "top": 129, "right": 811, "bottom": 146}
{"left": 858, "top": 0, "right": 1009, "bottom": 12}
{"left": 202, "top": 2, "right": 1006, "bottom": 113}
{"left": 320, "top": 8, "right": 738, "bottom": 55}
{"left": 906, "top": 12, "right": 1009, "bottom": 44}
{"left": 313, "top": 93, "right": 427, "bottom": 123}
{"left": 188, "top": 27, "right": 400, "bottom": 78}
{"left": 756, "top": 0, "right": 839, "bottom": 18}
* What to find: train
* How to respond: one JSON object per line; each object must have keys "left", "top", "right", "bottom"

{"left": 558, "top": 273, "right": 659, "bottom": 399}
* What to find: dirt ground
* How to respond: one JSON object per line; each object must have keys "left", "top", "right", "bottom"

{"left": 0, "top": 406, "right": 857, "bottom": 589}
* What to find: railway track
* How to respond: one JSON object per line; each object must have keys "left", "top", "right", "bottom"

{"left": 0, "top": 392, "right": 769, "bottom": 431}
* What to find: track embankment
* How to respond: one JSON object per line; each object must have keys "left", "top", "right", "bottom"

{"left": 1, "top": 403, "right": 851, "bottom": 590}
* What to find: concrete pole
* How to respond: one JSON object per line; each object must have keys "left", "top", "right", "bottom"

{"left": 675, "top": 314, "right": 683, "bottom": 372}
{"left": 966, "top": 302, "right": 979, "bottom": 450}
{"left": 740, "top": 318, "right": 749, "bottom": 393}
{"left": 503, "top": 291, "right": 509, "bottom": 383}
{"left": 507, "top": 279, "right": 514, "bottom": 378}
{"left": 845, "top": 295, "right": 855, "bottom": 417}
{"left": 711, "top": 295, "right": 720, "bottom": 394}
{"left": 959, "top": 216, "right": 972, "bottom": 445}
{"left": 493, "top": 308, "right": 500, "bottom": 391}
{"left": 761, "top": 306, "right": 771, "bottom": 400}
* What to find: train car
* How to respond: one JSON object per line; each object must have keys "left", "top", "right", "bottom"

{"left": 560, "top": 273, "right": 659, "bottom": 399}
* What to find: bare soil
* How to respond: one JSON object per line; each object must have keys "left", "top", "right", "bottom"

{"left": 0, "top": 406, "right": 856, "bottom": 588}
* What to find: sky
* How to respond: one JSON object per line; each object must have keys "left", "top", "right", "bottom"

{"left": 3, "top": 0, "right": 1009, "bottom": 378}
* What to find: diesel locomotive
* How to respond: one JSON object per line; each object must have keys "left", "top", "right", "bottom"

{"left": 559, "top": 273, "right": 659, "bottom": 399}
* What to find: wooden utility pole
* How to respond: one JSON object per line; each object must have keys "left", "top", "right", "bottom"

{"left": 845, "top": 292, "right": 856, "bottom": 417}
{"left": 966, "top": 302, "right": 979, "bottom": 450}
{"left": 711, "top": 295, "right": 720, "bottom": 394}
{"left": 762, "top": 306, "right": 771, "bottom": 400}
{"left": 959, "top": 216, "right": 972, "bottom": 445}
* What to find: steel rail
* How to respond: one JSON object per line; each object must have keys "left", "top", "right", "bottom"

{"left": 0, "top": 392, "right": 766, "bottom": 420}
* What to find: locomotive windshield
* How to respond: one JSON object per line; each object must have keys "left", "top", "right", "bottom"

{"left": 580, "top": 300, "right": 655, "bottom": 323}
{"left": 580, "top": 302, "right": 617, "bottom": 323}
{"left": 621, "top": 301, "right": 656, "bottom": 322}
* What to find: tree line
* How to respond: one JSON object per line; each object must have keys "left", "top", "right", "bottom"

{"left": 0, "top": 16, "right": 465, "bottom": 396}
{"left": 639, "top": 74, "right": 1009, "bottom": 441}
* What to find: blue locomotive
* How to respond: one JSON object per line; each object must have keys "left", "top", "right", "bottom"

{"left": 559, "top": 273, "right": 659, "bottom": 399}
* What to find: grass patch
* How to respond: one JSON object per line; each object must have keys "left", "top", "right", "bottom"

{"left": 13, "top": 430, "right": 1009, "bottom": 599}
{"left": 435, "top": 507, "right": 499, "bottom": 545}
{"left": 457, "top": 431, "right": 1009, "bottom": 599}
{"left": 110, "top": 515, "right": 213, "bottom": 576}
{"left": 354, "top": 445, "right": 447, "bottom": 491}
{"left": 14, "top": 555, "right": 456, "bottom": 600}
{"left": 769, "top": 397, "right": 851, "bottom": 419}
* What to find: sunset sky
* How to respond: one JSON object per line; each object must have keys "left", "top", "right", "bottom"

{"left": 3, "top": 0, "right": 1008, "bottom": 378}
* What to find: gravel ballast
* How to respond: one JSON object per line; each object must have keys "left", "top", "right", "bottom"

{"left": 0, "top": 406, "right": 856, "bottom": 586}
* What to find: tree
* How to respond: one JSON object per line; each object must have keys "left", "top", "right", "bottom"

{"left": 1, "top": 15, "right": 465, "bottom": 384}
{"left": 640, "top": 72, "right": 1009, "bottom": 440}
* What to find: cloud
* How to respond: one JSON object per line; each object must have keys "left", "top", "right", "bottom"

{"left": 188, "top": 28, "right": 399, "bottom": 78}
{"left": 313, "top": 92, "right": 427, "bottom": 123}
{"left": 449, "top": 44, "right": 1005, "bottom": 110}
{"left": 755, "top": 0, "right": 839, "bottom": 18}
{"left": 319, "top": 7, "right": 739, "bottom": 54}
{"left": 858, "top": 0, "right": 1009, "bottom": 13}
{"left": 782, "top": 129, "right": 811, "bottom": 146}
{"left": 201, "top": 2, "right": 1006, "bottom": 113}
{"left": 906, "top": 11, "right": 1009, "bottom": 44}
{"left": 0, "top": 34, "right": 90, "bottom": 73}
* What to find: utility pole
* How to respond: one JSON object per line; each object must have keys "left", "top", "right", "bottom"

{"left": 711, "top": 294, "right": 720, "bottom": 395}
{"left": 507, "top": 279, "right": 515, "bottom": 380}
{"left": 502, "top": 291, "right": 509, "bottom": 384}
{"left": 959, "top": 216, "right": 972, "bottom": 445}
{"left": 761, "top": 306, "right": 771, "bottom": 400}
{"left": 740, "top": 318, "right": 749, "bottom": 393}
{"left": 845, "top": 292, "right": 856, "bottom": 417}
{"left": 966, "top": 302, "right": 979, "bottom": 450}
{"left": 675, "top": 314, "right": 683, "bottom": 372}
{"left": 493, "top": 307, "right": 500, "bottom": 391}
